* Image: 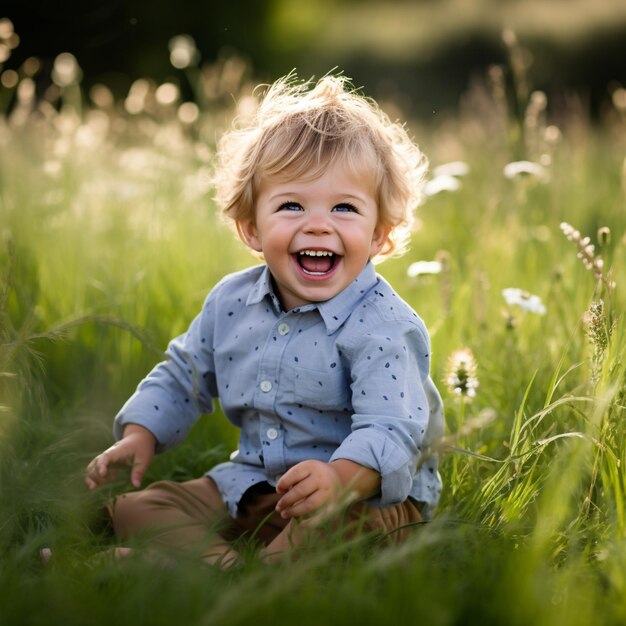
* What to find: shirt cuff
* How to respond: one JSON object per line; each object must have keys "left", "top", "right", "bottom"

{"left": 329, "top": 425, "right": 415, "bottom": 508}
{"left": 113, "top": 383, "right": 197, "bottom": 452}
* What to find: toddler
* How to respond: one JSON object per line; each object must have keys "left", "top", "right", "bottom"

{"left": 86, "top": 74, "right": 444, "bottom": 565}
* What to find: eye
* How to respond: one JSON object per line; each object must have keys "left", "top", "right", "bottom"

{"left": 332, "top": 203, "right": 358, "bottom": 213}
{"left": 278, "top": 202, "right": 303, "bottom": 212}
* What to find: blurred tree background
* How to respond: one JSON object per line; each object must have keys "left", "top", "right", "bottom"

{"left": 3, "top": 0, "right": 626, "bottom": 121}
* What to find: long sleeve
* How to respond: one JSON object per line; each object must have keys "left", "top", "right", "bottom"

{"left": 114, "top": 292, "right": 218, "bottom": 451}
{"left": 330, "top": 320, "right": 432, "bottom": 507}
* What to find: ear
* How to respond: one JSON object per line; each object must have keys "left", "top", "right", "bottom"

{"left": 237, "top": 219, "right": 262, "bottom": 252}
{"left": 369, "top": 224, "right": 391, "bottom": 257}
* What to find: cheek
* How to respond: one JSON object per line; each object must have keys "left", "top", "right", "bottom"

{"left": 259, "top": 225, "right": 292, "bottom": 255}
{"left": 358, "top": 224, "right": 384, "bottom": 254}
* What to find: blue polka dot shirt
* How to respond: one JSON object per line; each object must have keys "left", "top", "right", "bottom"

{"left": 114, "top": 261, "right": 444, "bottom": 518}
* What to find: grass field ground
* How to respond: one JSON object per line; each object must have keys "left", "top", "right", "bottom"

{"left": 1, "top": 53, "right": 625, "bottom": 625}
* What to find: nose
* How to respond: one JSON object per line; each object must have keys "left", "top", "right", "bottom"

{"left": 302, "top": 208, "right": 333, "bottom": 235}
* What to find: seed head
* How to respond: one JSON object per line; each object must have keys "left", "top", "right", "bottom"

{"left": 583, "top": 300, "right": 610, "bottom": 352}
{"left": 583, "top": 299, "right": 613, "bottom": 386}
{"left": 445, "top": 348, "right": 479, "bottom": 402}
{"left": 597, "top": 226, "right": 611, "bottom": 247}
{"left": 560, "top": 222, "right": 615, "bottom": 290}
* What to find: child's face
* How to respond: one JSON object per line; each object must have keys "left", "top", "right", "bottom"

{"left": 239, "top": 162, "right": 389, "bottom": 311}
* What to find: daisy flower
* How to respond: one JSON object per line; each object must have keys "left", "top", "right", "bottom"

{"left": 407, "top": 260, "right": 443, "bottom": 278}
{"left": 502, "top": 288, "right": 546, "bottom": 315}
{"left": 503, "top": 160, "right": 545, "bottom": 179}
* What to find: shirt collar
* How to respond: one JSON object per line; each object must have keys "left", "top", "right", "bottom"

{"left": 316, "top": 261, "right": 378, "bottom": 334}
{"left": 246, "top": 262, "right": 378, "bottom": 334}
{"left": 246, "top": 265, "right": 283, "bottom": 313}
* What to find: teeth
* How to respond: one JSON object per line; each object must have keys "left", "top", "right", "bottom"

{"left": 299, "top": 250, "right": 334, "bottom": 257}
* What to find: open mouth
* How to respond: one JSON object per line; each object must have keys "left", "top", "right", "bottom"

{"left": 294, "top": 249, "right": 340, "bottom": 276}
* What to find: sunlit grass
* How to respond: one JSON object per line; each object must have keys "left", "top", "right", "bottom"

{"left": 1, "top": 44, "right": 626, "bottom": 625}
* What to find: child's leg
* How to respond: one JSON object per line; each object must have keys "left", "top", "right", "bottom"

{"left": 109, "top": 477, "right": 240, "bottom": 566}
{"left": 260, "top": 497, "right": 424, "bottom": 562}
{"left": 231, "top": 481, "right": 286, "bottom": 544}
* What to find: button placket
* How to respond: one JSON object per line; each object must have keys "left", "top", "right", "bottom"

{"left": 256, "top": 317, "right": 294, "bottom": 404}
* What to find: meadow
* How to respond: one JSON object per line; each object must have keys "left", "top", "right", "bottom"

{"left": 1, "top": 45, "right": 625, "bottom": 625}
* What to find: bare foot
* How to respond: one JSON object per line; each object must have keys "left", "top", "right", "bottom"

{"left": 39, "top": 547, "right": 53, "bottom": 563}
{"left": 113, "top": 547, "right": 133, "bottom": 559}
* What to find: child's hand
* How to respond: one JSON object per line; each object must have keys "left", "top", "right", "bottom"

{"left": 275, "top": 460, "right": 356, "bottom": 524}
{"left": 85, "top": 424, "right": 157, "bottom": 490}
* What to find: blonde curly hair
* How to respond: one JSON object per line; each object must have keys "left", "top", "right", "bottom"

{"left": 213, "top": 73, "right": 428, "bottom": 259}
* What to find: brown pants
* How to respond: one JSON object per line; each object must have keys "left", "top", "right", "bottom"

{"left": 109, "top": 477, "right": 423, "bottom": 563}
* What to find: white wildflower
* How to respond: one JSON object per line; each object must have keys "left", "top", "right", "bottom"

{"left": 503, "top": 160, "right": 546, "bottom": 179}
{"left": 502, "top": 288, "right": 547, "bottom": 315}
{"left": 432, "top": 161, "right": 470, "bottom": 178}
{"left": 424, "top": 174, "right": 461, "bottom": 196}
{"left": 407, "top": 260, "right": 443, "bottom": 278}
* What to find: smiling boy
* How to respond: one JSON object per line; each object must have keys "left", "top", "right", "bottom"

{"left": 86, "top": 74, "right": 444, "bottom": 564}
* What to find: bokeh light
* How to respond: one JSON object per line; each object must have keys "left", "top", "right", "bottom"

{"left": 169, "top": 34, "right": 199, "bottom": 70}
{"left": 177, "top": 101, "right": 199, "bottom": 124}
{"left": 52, "top": 52, "right": 82, "bottom": 87}
{"left": 0, "top": 69, "right": 18, "bottom": 88}
{"left": 155, "top": 82, "right": 179, "bottom": 106}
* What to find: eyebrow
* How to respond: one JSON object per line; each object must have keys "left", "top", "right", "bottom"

{"left": 265, "top": 190, "right": 369, "bottom": 204}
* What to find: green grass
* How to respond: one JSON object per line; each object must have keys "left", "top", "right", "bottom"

{"left": 1, "top": 62, "right": 625, "bottom": 625}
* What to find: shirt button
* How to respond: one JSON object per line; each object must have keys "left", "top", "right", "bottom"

{"left": 260, "top": 380, "right": 272, "bottom": 392}
{"left": 267, "top": 427, "right": 279, "bottom": 440}
{"left": 278, "top": 323, "right": 290, "bottom": 336}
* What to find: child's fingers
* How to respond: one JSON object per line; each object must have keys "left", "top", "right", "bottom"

{"left": 279, "top": 492, "right": 322, "bottom": 519}
{"left": 277, "top": 497, "right": 316, "bottom": 519}
{"left": 276, "top": 463, "right": 310, "bottom": 494}
{"left": 84, "top": 444, "right": 127, "bottom": 488}
{"left": 129, "top": 451, "right": 152, "bottom": 488}
{"left": 85, "top": 433, "right": 155, "bottom": 490}
{"left": 85, "top": 461, "right": 117, "bottom": 489}
{"left": 96, "top": 454, "right": 111, "bottom": 477}
{"left": 95, "top": 446, "right": 124, "bottom": 477}
{"left": 276, "top": 473, "right": 313, "bottom": 507}
{"left": 87, "top": 456, "right": 111, "bottom": 482}
{"left": 276, "top": 489, "right": 307, "bottom": 516}
{"left": 276, "top": 479, "right": 321, "bottom": 517}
